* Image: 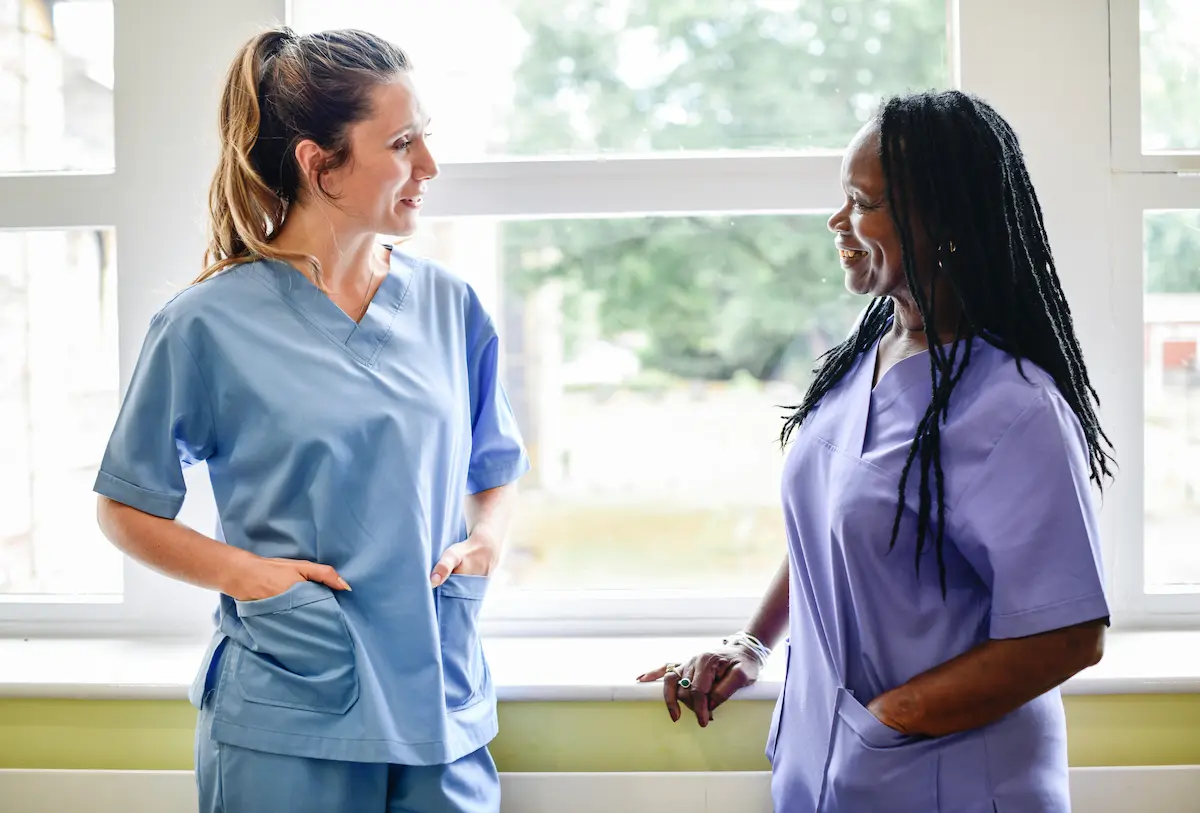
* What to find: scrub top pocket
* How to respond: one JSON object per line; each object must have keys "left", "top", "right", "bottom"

{"left": 233, "top": 581, "right": 359, "bottom": 715}
{"left": 820, "top": 687, "right": 939, "bottom": 813}
{"left": 436, "top": 574, "right": 489, "bottom": 710}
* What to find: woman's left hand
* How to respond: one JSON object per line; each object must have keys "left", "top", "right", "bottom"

{"left": 430, "top": 528, "right": 501, "bottom": 586}
{"left": 867, "top": 691, "right": 917, "bottom": 736}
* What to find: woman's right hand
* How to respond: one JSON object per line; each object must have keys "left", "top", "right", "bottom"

{"left": 636, "top": 642, "right": 763, "bottom": 727}
{"left": 224, "top": 552, "right": 351, "bottom": 602}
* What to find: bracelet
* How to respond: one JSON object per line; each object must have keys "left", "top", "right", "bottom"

{"left": 723, "top": 630, "right": 772, "bottom": 666}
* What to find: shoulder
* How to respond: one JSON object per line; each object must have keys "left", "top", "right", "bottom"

{"left": 950, "top": 340, "right": 1072, "bottom": 439}
{"left": 155, "top": 262, "right": 268, "bottom": 331}
{"left": 391, "top": 248, "right": 495, "bottom": 340}
{"left": 392, "top": 248, "right": 475, "bottom": 299}
{"left": 943, "top": 342, "right": 1089, "bottom": 502}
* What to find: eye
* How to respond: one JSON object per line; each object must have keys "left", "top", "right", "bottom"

{"left": 393, "top": 138, "right": 412, "bottom": 152}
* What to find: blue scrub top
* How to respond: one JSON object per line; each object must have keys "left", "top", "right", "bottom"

{"left": 94, "top": 250, "right": 530, "bottom": 765}
{"left": 769, "top": 334, "right": 1109, "bottom": 813}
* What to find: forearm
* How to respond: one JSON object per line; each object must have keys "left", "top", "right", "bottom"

{"left": 875, "top": 619, "right": 1107, "bottom": 737}
{"left": 96, "top": 496, "right": 246, "bottom": 594}
{"left": 743, "top": 555, "right": 790, "bottom": 651}
{"left": 464, "top": 483, "right": 519, "bottom": 550}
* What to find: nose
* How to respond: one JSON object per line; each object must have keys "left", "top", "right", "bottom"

{"left": 414, "top": 139, "right": 439, "bottom": 182}
{"left": 827, "top": 199, "right": 851, "bottom": 234}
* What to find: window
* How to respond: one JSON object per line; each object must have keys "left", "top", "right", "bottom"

{"left": 404, "top": 215, "right": 861, "bottom": 594}
{"left": 5, "top": 1, "right": 1189, "bottom": 635}
{"left": 0, "top": 229, "right": 121, "bottom": 597}
{"left": 1111, "top": 0, "right": 1200, "bottom": 618}
{"left": 1144, "top": 210, "right": 1200, "bottom": 593}
{"left": 1139, "top": 0, "right": 1199, "bottom": 153}
{"left": 292, "top": 0, "right": 948, "bottom": 159}
{"left": 0, "top": 0, "right": 114, "bottom": 173}
{"left": 291, "top": 0, "right": 946, "bottom": 614}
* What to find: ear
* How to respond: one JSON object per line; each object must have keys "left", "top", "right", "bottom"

{"left": 292, "top": 138, "right": 329, "bottom": 193}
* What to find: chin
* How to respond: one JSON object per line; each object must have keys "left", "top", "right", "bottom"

{"left": 844, "top": 271, "right": 873, "bottom": 297}
{"left": 384, "top": 215, "right": 419, "bottom": 239}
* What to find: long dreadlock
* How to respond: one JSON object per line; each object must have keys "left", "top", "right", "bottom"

{"left": 780, "top": 90, "right": 1115, "bottom": 596}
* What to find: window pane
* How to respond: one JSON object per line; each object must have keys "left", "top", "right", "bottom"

{"left": 1141, "top": 0, "right": 1200, "bottom": 152}
{"left": 0, "top": 0, "right": 114, "bottom": 173}
{"left": 290, "top": 0, "right": 948, "bottom": 159}
{"left": 1144, "top": 210, "right": 1200, "bottom": 592}
{"left": 404, "top": 215, "right": 860, "bottom": 593}
{"left": 0, "top": 229, "right": 121, "bottom": 596}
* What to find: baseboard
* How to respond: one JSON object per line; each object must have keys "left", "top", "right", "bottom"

{"left": 2, "top": 766, "right": 1197, "bottom": 812}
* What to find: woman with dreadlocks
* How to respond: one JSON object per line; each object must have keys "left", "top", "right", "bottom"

{"left": 638, "top": 90, "right": 1113, "bottom": 813}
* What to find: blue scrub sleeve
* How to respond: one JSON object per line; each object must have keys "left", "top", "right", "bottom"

{"left": 93, "top": 311, "right": 216, "bottom": 519}
{"left": 465, "top": 317, "right": 530, "bottom": 494}
{"left": 949, "top": 392, "right": 1109, "bottom": 640}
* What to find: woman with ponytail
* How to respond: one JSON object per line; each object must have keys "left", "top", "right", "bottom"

{"left": 93, "top": 27, "right": 527, "bottom": 813}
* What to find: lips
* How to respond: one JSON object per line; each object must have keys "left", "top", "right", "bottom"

{"left": 838, "top": 247, "right": 868, "bottom": 260}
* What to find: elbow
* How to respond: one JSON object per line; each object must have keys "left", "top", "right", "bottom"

{"left": 95, "top": 495, "right": 131, "bottom": 548}
{"left": 1085, "top": 624, "right": 1106, "bottom": 668}
{"left": 95, "top": 494, "right": 114, "bottom": 532}
{"left": 1070, "top": 619, "right": 1107, "bottom": 672}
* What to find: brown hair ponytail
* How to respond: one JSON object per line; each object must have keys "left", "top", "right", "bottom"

{"left": 197, "top": 27, "right": 411, "bottom": 284}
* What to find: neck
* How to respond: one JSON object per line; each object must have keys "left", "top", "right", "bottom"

{"left": 271, "top": 202, "right": 382, "bottom": 291}
{"left": 889, "top": 279, "right": 964, "bottom": 349}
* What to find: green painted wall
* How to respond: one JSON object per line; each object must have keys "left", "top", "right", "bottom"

{"left": 2, "top": 696, "right": 1200, "bottom": 771}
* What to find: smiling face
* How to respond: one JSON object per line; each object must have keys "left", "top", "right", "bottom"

{"left": 826, "top": 122, "right": 910, "bottom": 299}
{"left": 308, "top": 75, "right": 438, "bottom": 239}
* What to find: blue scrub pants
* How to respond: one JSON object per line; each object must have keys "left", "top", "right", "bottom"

{"left": 194, "top": 646, "right": 501, "bottom": 813}
{"left": 195, "top": 734, "right": 499, "bottom": 813}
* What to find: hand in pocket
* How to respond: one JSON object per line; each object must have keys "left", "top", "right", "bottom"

{"left": 225, "top": 552, "right": 351, "bottom": 602}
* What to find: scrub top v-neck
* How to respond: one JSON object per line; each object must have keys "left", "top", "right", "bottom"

{"left": 94, "top": 249, "right": 530, "bottom": 765}
{"left": 768, "top": 333, "right": 1108, "bottom": 813}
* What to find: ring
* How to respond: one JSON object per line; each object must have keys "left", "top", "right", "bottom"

{"left": 663, "top": 663, "right": 691, "bottom": 689}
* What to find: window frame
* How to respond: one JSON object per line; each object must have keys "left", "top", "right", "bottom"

{"left": 1107, "top": 0, "right": 1200, "bottom": 626}
{"left": 1109, "top": 0, "right": 1200, "bottom": 173}
{"left": 4, "top": 0, "right": 1196, "bottom": 638}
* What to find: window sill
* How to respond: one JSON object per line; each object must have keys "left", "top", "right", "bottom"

{"left": 1, "top": 631, "right": 1199, "bottom": 701}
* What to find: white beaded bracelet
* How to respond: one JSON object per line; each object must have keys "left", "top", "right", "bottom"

{"left": 723, "top": 630, "right": 772, "bottom": 666}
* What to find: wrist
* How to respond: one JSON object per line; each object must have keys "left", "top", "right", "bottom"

{"left": 216, "top": 546, "right": 256, "bottom": 596}
{"left": 469, "top": 524, "right": 504, "bottom": 563}
{"left": 723, "top": 630, "right": 772, "bottom": 666}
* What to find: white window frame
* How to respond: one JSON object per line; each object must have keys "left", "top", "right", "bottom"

{"left": 1109, "top": 0, "right": 1200, "bottom": 174}
{"left": 1108, "top": 0, "right": 1200, "bottom": 627}
{"left": 3, "top": 0, "right": 1193, "bottom": 638}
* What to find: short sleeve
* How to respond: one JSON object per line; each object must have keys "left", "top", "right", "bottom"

{"left": 465, "top": 316, "right": 530, "bottom": 494}
{"left": 93, "top": 312, "right": 216, "bottom": 519}
{"left": 949, "top": 392, "right": 1109, "bottom": 640}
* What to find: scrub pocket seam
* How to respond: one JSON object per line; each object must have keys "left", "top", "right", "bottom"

{"left": 437, "top": 574, "right": 489, "bottom": 711}
{"left": 233, "top": 584, "right": 359, "bottom": 715}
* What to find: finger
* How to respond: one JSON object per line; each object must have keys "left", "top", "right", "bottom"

{"left": 689, "top": 654, "right": 723, "bottom": 696}
{"left": 681, "top": 665, "right": 710, "bottom": 727}
{"left": 300, "top": 562, "right": 351, "bottom": 591}
{"left": 636, "top": 665, "right": 670, "bottom": 683}
{"left": 709, "top": 664, "right": 750, "bottom": 712}
{"left": 688, "top": 656, "right": 725, "bottom": 727}
{"left": 663, "top": 671, "right": 682, "bottom": 723}
{"left": 430, "top": 545, "right": 464, "bottom": 587}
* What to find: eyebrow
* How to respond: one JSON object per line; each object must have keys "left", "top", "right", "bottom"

{"left": 389, "top": 116, "right": 431, "bottom": 142}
